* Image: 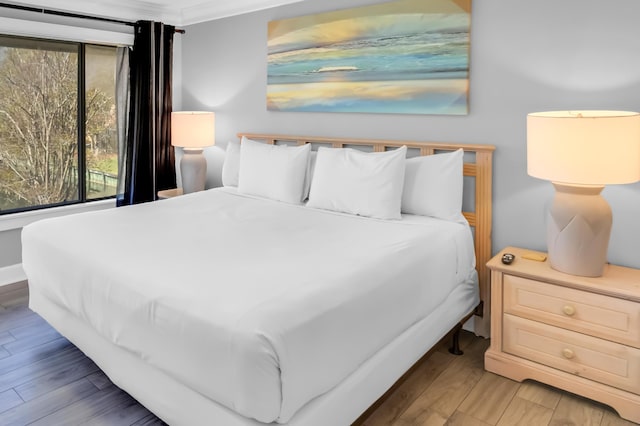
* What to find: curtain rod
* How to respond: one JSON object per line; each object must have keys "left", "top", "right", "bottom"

{"left": 0, "top": 2, "right": 185, "bottom": 33}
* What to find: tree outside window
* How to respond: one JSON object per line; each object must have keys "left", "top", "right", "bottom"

{"left": 0, "top": 36, "right": 117, "bottom": 213}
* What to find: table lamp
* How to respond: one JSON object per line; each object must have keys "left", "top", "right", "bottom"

{"left": 171, "top": 111, "right": 215, "bottom": 194}
{"left": 527, "top": 110, "right": 640, "bottom": 277}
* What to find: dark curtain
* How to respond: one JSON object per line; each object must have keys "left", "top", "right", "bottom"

{"left": 117, "top": 21, "right": 176, "bottom": 206}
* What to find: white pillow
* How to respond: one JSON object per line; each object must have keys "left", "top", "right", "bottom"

{"left": 238, "top": 137, "right": 311, "bottom": 204}
{"left": 401, "top": 149, "right": 464, "bottom": 221}
{"left": 302, "top": 151, "right": 317, "bottom": 201}
{"left": 307, "top": 146, "right": 407, "bottom": 219}
{"left": 221, "top": 140, "right": 241, "bottom": 187}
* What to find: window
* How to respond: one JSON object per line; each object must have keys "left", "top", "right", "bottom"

{"left": 0, "top": 35, "right": 118, "bottom": 214}
{"left": 85, "top": 45, "right": 118, "bottom": 200}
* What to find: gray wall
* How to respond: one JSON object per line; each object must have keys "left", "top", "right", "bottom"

{"left": 0, "top": 229, "right": 21, "bottom": 267}
{"left": 180, "top": 0, "right": 640, "bottom": 268}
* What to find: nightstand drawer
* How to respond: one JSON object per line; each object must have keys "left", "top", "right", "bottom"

{"left": 504, "top": 274, "right": 640, "bottom": 348}
{"left": 503, "top": 314, "right": 640, "bottom": 394}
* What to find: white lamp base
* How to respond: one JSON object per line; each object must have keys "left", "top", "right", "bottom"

{"left": 180, "top": 148, "right": 207, "bottom": 194}
{"left": 547, "top": 183, "right": 612, "bottom": 277}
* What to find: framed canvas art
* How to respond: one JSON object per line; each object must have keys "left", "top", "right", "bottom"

{"left": 267, "top": 0, "right": 472, "bottom": 115}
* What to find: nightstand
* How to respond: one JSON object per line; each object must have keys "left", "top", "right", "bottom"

{"left": 485, "top": 246, "right": 640, "bottom": 423}
{"left": 157, "top": 188, "right": 183, "bottom": 199}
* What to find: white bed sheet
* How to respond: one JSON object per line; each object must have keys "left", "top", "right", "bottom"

{"left": 22, "top": 188, "right": 476, "bottom": 424}
{"left": 28, "top": 271, "right": 478, "bottom": 426}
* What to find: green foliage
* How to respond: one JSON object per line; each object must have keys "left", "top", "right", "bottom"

{"left": 87, "top": 154, "right": 118, "bottom": 175}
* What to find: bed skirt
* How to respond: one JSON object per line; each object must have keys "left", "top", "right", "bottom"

{"left": 29, "top": 274, "right": 478, "bottom": 425}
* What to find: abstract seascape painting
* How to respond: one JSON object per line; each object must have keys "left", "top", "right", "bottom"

{"left": 267, "top": 0, "right": 471, "bottom": 115}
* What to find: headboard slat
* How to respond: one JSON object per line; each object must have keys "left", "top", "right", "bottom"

{"left": 463, "top": 212, "right": 476, "bottom": 227}
{"left": 237, "top": 133, "right": 495, "bottom": 336}
{"left": 463, "top": 163, "right": 477, "bottom": 176}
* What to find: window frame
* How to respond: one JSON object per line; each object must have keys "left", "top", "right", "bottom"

{"left": 0, "top": 34, "right": 121, "bottom": 216}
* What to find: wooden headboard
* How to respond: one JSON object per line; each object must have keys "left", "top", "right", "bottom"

{"left": 237, "top": 133, "right": 495, "bottom": 335}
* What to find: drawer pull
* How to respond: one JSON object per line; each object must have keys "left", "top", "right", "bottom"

{"left": 562, "top": 348, "right": 575, "bottom": 360}
{"left": 562, "top": 305, "right": 576, "bottom": 316}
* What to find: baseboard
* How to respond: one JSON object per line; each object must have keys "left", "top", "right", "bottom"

{"left": 0, "top": 263, "right": 26, "bottom": 287}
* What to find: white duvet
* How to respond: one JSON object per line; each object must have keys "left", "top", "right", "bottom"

{"left": 22, "top": 188, "right": 476, "bottom": 423}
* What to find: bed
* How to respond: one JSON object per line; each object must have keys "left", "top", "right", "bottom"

{"left": 22, "top": 134, "right": 495, "bottom": 425}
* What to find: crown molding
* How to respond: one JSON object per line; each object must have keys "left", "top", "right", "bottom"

{"left": 181, "top": 0, "right": 306, "bottom": 25}
{"left": 4, "top": 0, "right": 309, "bottom": 26}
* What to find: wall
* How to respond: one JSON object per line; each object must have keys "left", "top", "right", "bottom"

{"left": 0, "top": 229, "right": 21, "bottom": 266}
{"left": 179, "top": 0, "right": 640, "bottom": 269}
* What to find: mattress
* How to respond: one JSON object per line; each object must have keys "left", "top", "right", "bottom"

{"left": 22, "top": 188, "right": 477, "bottom": 424}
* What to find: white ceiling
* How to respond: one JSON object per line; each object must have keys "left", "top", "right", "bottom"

{"left": 7, "top": 0, "right": 308, "bottom": 26}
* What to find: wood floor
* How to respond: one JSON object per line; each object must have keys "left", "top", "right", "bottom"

{"left": 360, "top": 332, "right": 638, "bottom": 426}
{"left": 0, "top": 286, "right": 636, "bottom": 425}
{"left": 0, "top": 286, "right": 165, "bottom": 425}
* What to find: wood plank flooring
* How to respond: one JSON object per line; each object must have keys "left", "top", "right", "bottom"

{"left": 0, "top": 287, "right": 636, "bottom": 425}
{"left": 0, "top": 286, "right": 165, "bottom": 425}
{"left": 359, "top": 331, "right": 638, "bottom": 426}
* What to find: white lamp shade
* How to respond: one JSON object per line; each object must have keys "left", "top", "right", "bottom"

{"left": 527, "top": 110, "right": 640, "bottom": 185}
{"left": 171, "top": 111, "right": 215, "bottom": 148}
